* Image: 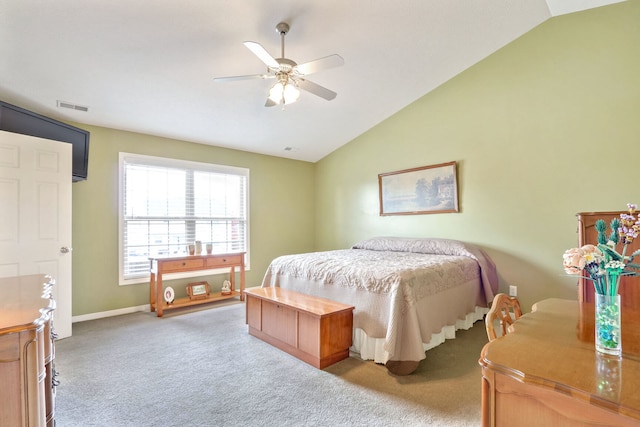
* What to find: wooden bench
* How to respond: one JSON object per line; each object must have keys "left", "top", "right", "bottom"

{"left": 245, "top": 287, "right": 354, "bottom": 369}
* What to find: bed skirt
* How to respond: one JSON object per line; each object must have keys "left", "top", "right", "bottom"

{"left": 351, "top": 305, "right": 489, "bottom": 364}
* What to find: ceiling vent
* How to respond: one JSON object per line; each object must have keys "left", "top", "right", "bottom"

{"left": 57, "top": 100, "right": 89, "bottom": 112}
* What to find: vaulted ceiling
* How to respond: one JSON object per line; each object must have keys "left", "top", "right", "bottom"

{"left": 0, "top": 0, "right": 624, "bottom": 162}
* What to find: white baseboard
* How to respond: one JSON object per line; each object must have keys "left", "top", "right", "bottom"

{"left": 71, "top": 285, "right": 261, "bottom": 323}
{"left": 72, "top": 304, "right": 150, "bottom": 323}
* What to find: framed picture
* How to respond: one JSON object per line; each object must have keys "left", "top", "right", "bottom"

{"left": 186, "top": 281, "right": 211, "bottom": 300}
{"left": 164, "top": 286, "right": 175, "bottom": 304}
{"left": 378, "top": 161, "right": 459, "bottom": 216}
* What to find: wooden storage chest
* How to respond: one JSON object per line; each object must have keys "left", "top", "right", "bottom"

{"left": 245, "top": 287, "right": 354, "bottom": 369}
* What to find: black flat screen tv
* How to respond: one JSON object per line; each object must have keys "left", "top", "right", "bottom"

{"left": 0, "top": 100, "right": 90, "bottom": 181}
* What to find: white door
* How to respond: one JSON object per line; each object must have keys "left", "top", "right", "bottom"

{"left": 0, "top": 130, "right": 73, "bottom": 338}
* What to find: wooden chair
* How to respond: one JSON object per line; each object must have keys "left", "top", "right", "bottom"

{"left": 485, "top": 293, "right": 523, "bottom": 341}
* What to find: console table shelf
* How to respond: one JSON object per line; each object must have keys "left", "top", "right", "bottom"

{"left": 149, "top": 253, "right": 245, "bottom": 317}
{"left": 155, "top": 290, "right": 243, "bottom": 311}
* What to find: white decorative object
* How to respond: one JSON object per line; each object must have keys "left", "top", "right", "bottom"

{"left": 221, "top": 280, "right": 231, "bottom": 295}
{"left": 164, "top": 286, "right": 175, "bottom": 304}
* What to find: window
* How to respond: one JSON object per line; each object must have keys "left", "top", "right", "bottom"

{"left": 119, "top": 153, "right": 249, "bottom": 285}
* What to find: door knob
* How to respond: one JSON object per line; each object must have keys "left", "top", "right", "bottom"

{"left": 60, "top": 246, "right": 72, "bottom": 254}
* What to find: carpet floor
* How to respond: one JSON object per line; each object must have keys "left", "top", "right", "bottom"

{"left": 54, "top": 301, "right": 487, "bottom": 426}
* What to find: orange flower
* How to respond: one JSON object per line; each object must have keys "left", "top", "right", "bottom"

{"left": 562, "top": 245, "right": 603, "bottom": 275}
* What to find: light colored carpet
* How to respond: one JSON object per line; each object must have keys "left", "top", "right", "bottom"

{"left": 54, "top": 301, "right": 486, "bottom": 426}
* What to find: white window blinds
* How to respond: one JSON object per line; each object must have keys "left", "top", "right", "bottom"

{"left": 119, "top": 153, "right": 249, "bottom": 284}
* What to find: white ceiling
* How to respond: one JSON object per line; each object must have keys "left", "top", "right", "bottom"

{"left": 0, "top": 0, "right": 624, "bottom": 162}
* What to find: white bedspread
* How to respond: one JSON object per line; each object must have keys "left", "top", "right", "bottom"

{"left": 261, "top": 237, "right": 499, "bottom": 366}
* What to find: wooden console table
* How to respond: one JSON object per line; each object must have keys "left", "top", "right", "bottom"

{"left": 479, "top": 298, "right": 640, "bottom": 426}
{"left": 149, "top": 252, "right": 245, "bottom": 317}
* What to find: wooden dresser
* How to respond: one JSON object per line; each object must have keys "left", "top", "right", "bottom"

{"left": 577, "top": 211, "right": 640, "bottom": 309}
{"left": 0, "top": 274, "right": 57, "bottom": 427}
{"left": 479, "top": 298, "right": 640, "bottom": 426}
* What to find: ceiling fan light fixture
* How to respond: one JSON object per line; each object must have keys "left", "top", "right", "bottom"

{"left": 268, "top": 80, "right": 300, "bottom": 105}
{"left": 215, "top": 21, "right": 343, "bottom": 107}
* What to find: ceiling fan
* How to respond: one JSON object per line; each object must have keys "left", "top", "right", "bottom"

{"left": 214, "top": 22, "right": 344, "bottom": 107}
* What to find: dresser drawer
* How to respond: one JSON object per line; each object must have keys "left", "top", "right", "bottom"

{"left": 160, "top": 258, "right": 205, "bottom": 272}
{"left": 0, "top": 333, "right": 19, "bottom": 361}
{"left": 206, "top": 254, "right": 243, "bottom": 269}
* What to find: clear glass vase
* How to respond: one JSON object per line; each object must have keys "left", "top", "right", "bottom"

{"left": 595, "top": 293, "right": 621, "bottom": 357}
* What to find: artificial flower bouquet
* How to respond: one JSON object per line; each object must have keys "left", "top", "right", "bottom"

{"left": 563, "top": 203, "right": 640, "bottom": 296}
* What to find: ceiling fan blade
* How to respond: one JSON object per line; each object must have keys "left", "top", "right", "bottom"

{"left": 297, "top": 79, "right": 337, "bottom": 101}
{"left": 213, "top": 74, "right": 272, "bottom": 82}
{"left": 294, "top": 54, "right": 344, "bottom": 76}
{"left": 243, "top": 41, "right": 279, "bottom": 68}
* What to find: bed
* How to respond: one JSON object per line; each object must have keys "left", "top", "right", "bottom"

{"left": 260, "top": 237, "right": 499, "bottom": 375}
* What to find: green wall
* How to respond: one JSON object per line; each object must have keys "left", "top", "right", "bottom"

{"left": 315, "top": 2, "right": 640, "bottom": 311}
{"left": 63, "top": 1, "right": 640, "bottom": 316}
{"left": 71, "top": 125, "right": 316, "bottom": 316}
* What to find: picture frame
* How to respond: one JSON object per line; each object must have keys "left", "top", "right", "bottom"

{"left": 378, "top": 161, "right": 459, "bottom": 216}
{"left": 186, "top": 281, "right": 211, "bottom": 300}
{"left": 163, "top": 286, "right": 175, "bottom": 304}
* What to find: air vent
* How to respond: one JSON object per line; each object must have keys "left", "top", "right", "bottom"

{"left": 57, "top": 100, "right": 89, "bottom": 112}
